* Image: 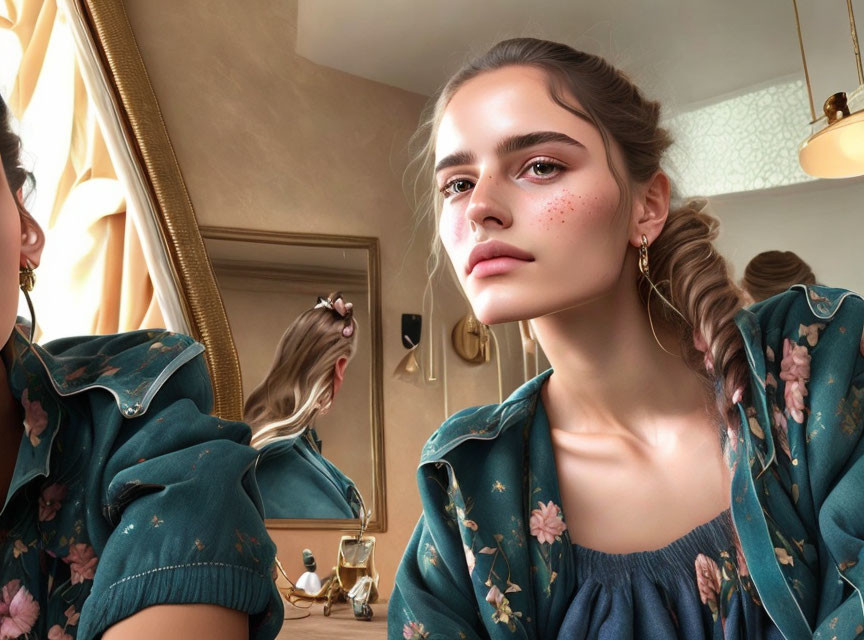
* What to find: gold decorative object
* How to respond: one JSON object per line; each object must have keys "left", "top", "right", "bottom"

{"left": 793, "top": 0, "right": 864, "bottom": 178}
{"left": 393, "top": 342, "right": 422, "bottom": 383}
{"left": 451, "top": 311, "right": 491, "bottom": 364}
{"left": 332, "top": 491, "right": 378, "bottom": 620}
{"left": 276, "top": 491, "right": 378, "bottom": 618}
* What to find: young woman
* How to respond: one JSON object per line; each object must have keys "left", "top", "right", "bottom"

{"left": 0, "top": 97, "right": 282, "bottom": 638}
{"left": 391, "top": 38, "right": 864, "bottom": 639}
{"left": 246, "top": 293, "right": 363, "bottom": 519}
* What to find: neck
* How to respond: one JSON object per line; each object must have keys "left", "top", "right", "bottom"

{"left": 532, "top": 275, "right": 710, "bottom": 442}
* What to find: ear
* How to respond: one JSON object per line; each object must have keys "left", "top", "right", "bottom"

{"left": 332, "top": 355, "right": 349, "bottom": 397}
{"left": 628, "top": 170, "right": 670, "bottom": 248}
{"left": 17, "top": 189, "right": 45, "bottom": 268}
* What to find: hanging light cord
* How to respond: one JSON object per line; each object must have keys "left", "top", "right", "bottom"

{"left": 792, "top": 0, "right": 817, "bottom": 122}
{"left": 849, "top": 0, "right": 864, "bottom": 85}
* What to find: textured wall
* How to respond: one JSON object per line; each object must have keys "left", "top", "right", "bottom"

{"left": 665, "top": 78, "right": 816, "bottom": 197}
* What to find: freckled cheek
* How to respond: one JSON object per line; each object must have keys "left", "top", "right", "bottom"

{"left": 528, "top": 188, "right": 605, "bottom": 231}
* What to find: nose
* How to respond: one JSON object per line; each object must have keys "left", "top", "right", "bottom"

{"left": 465, "top": 171, "right": 512, "bottom": 232}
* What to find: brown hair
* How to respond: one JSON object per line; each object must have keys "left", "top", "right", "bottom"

{"left": 742, "top": 250, "right": 816, "bottom": 303}
{"left": 244, "top": 292, "right": 358, "bottom": 448}
{"left": 409, "top": 38, "right": 748, "bottom": 427}
{"left": 0, "top": 94, "right": 35, "bottom": 213}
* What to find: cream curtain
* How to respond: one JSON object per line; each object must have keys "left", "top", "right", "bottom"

{"left": 1, "top": 0, "right": 163, "bottom": 341}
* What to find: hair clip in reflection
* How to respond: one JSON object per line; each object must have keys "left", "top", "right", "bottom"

{"left": 333, "top": 297, "right": 353, "bottom": 317}
{"left": 314, "top": 293, "right": 355, "bottom": 337}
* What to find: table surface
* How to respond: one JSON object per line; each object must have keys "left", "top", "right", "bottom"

{"left": 276, "top": 600, "right": 387, "bottom": 639}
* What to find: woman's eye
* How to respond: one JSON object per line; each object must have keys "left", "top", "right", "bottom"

{"left": 441, "top": 179, "right": 474, "bottom": 198}
{"left": 528, "top": 161, "right": 561, "bottom": 177}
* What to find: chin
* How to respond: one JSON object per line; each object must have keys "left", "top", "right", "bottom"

{"left": 468, "top": 287, "right": 540, "bottom": 325}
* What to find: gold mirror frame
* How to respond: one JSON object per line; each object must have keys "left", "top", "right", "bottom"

{"left": 200, "top": 227, "right": 387, "bottom": 532}
{"left": 67, "top": 0, "right": 387, "bottom": 532}
{"left": 67, "top": 0, "right": 243, "bottom": 419}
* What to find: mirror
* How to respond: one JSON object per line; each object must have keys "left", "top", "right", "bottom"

{"left": 200, "top": 227, "right": 386, "bottom": 530}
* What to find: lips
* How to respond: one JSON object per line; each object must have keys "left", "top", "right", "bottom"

{"left": 466, "top": 241, "right": 535, "bottom": 275}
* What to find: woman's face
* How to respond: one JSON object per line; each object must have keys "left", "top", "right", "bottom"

{"left": 435, "top": 65, "right": 635, "bottom": 325}
{"left": 0, "top": 155, "right": 23, "bottom": 346}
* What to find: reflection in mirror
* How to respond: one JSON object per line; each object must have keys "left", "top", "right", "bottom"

{"left": 200, "top": 227, "right": 385, "bottom": 530}
{"left": 245, "top": 291, "right": 363, "bottom": 520}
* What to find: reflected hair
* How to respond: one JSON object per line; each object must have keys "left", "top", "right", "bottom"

{"left": 742, "top": 250, "right": 816, "bottom": 303}
{"left": 407, "top": 38, "right": 748, "bottom": 429}
{"left": 245, "top": 292, "right": 358, "bottom": 449}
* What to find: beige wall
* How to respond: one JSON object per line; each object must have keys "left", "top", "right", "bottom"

{"left": 124, "top": 0, "right": 528, "bottom": 601}
{"left": 711, "top": 179, "right": 864, "bottom": 296}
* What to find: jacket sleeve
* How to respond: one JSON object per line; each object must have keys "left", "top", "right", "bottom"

{"left": 390, "top": 464, "right": 486, "bottom": 640}
{"left": 76, "top": 353, "right": 283, "bottom": 640}
{"left": 806, "top": 298, "right": 864, "bottom": 638}
{"left": 745, "top": 289, "right": 864, "bottom": 638}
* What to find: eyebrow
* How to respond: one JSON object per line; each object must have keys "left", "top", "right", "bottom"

{"left": 434, "top": 131, "right": 584, "bottom": 174}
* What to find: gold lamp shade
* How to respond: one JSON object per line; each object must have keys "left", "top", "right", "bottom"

{"left": 799, "top": 93, "right": 864, "bottom": 178}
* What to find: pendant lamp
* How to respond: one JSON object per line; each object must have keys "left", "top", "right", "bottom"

{"left": 793, "top": 0, "right": 864, "bottom": 178}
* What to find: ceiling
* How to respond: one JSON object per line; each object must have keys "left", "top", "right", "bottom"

{"left": 296, "top": 0, "right": 857, "bottom": 113}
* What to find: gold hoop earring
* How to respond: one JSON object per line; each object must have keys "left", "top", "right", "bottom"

{"left": 19, "top": 261, "right": 36, "bottom": 345}
{"left": 638, "top": 236, "right": 692, "bottom": 357}
{"left": 638, "top": 234, "right": 650, "bottom": 279}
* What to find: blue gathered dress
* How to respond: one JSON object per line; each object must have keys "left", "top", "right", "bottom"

{"left": 536, "top": 399, "right": 784, "bottom": 640}
{"left": 560, "top": 514, "right": 784, "bottom": 639}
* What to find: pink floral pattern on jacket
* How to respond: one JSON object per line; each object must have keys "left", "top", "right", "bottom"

{"left": 780, "top": 338, "right": 811, "bottom": 423}
{"left": 20, "top": 388, "right": 47, "bottom": 447}
{"left": 64, "top": 544, "right": 98, "bottom": 585}
{"left": 0, "top": 580, "right": 40, "bottom": 638}
{"left": 529, "top": 500, "right": 567, "bottom": 545}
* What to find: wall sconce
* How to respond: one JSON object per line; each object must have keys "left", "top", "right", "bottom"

{"left": 793, "top": 0, "right": 864, "bottom": 178}
{"left": 393, "top": 313, "right": 422, "bottom": 383}
{"left": 451, "top": 310, "right": 503, "bottom": 403}
{"left": 451, "top": 311, "right": 490, "bottom": 364}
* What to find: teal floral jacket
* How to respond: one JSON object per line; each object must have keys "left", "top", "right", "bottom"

{"left": 255, "top": 427, "right": 362, "bottom": 519}
{"left": 390, "top": 285, "right": 864, "bottom": 640}
{"left": 0, "top": 322, "right": 283, "bottom": 639}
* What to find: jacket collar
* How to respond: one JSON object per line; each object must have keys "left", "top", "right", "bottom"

{"left": 420, "top": 369, "right": 553, "bottom": 464}
{"left": 1, "top": 319, "right": 204, "bottom": 513}
{"left": 7, "top": 318, "right": 204, "bottom": 418}
{"left": 424, "top": 285, "right": 863, "bottom": 472}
